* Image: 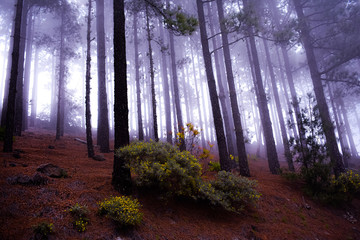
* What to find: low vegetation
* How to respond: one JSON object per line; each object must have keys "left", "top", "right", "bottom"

{"left": 116, "top": 140, "right": 260, "bottom": 213}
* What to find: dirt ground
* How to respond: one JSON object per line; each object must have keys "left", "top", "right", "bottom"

{"left": 0, "top": 129, "right": 359, "bottom": 240}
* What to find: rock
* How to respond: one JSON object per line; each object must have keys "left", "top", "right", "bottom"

{"left": 7, "top": 173, "right": 48, "bottom": 186}
{"left": 48, "top": 145, "right": 55, "bottom": 149}
{"left": 37, "top": 163, "right": 68, "bottom": 178}
{"left": 32, "top": 173, "right": 49, "bottom": 185}
{"left": 93, "top": 154, "right": 106, "bottom": 161}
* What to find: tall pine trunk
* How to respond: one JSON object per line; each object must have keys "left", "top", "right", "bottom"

{"left": 159, "top": 21, "right": 172, "bottom": 144}
{"left": 217, "top": 0, "right": 250, "bottom": 176}
{"left": 293, "top": 0, "right": 345, "bottom": 177}
{"left": 112, "top": 0, "right": 132, "bottom": 194}
{"left": 56, "top": 9, "right": 65, "bottom": 140}
{"left": 146, "top": 5, "right": 158, "bottom": 142}
{"left": 262, "top": 39, "right": 294, "bottom": 171}
{"left": 243, "top": 0, "right": 280, "bottom": 174}
{"left": 3, "top": 0, "right": 24, "bottom": 152}
{"left": 30, "top": 44, "right": 38, "bottom": 127}
{"left": 133, "top": 13, "right": 144, "bottom": 141}
{"left": 85, "top": 0, "right": 94, "bottom": 158}
{"left": 22, "top": 8, "right": 34, "bottom": 131}
{"left": 96, "top": 0, "right": 110, "bottom": 152}
{"left": 196, "top": 0, "right": 231, "bottom": 171}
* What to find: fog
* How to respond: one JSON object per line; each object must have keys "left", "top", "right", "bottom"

{"left": 1, "top": 0, "right": 359, "bottom": 169}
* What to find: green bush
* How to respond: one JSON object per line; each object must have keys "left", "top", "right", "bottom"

{"left": 208, "top": 161, "right": 221, "bottom": 172}
{"left": 98, "top": 196, "right": 143, "bottom": 226}
{"left": 68, "top": 203, "right": 89, "bottom": 232}
{"left": 116, "top": 141, "right": 260, "bottom": 213}
{"left": 198, "top": 171, "right": 260, "bottom": 212}
{"left": 327, "top": 170, "right": 360, "bottom": 203}
{"left": 116, "top": 141, "right": 202, "bottom": 198}
{"left": 33, "top": 222, "right": 54, "bottom": 239}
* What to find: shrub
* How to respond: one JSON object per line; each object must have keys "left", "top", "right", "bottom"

{"left": 198, "top": 171, "right": 260, "bottom": 212}
{"left": 33, "top": 222, "right": 54, "bottom": 239}
{"left": 208, "top": 161, "right": 221, "bottom": 172}
{"left": 98, "top": 196, "right": 143, "bottom": 226}
{"left": 68, "top": 203, "right": 89, "bottom": 232}
{"left": 327, "top": 170, "right": 360, "bottom": 203}
{"left": 116, "top": 141, "right": 261, "bottom": 213}
{"left": 116, "top": 141, "right": 202, "bottom": 198}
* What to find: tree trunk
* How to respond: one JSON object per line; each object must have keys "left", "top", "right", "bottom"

{"left": 3, "top": 0, "right": 24, "bottom": 152}
{"left": 338, "top": 97, "right": 357, "bottom": 157}
{"left": 159, "top": 21, "right": 172, "bottom": 144}
{"left": 146, "top": 5, "right": 158, "bottom": 142}
{"left": 85, "top": 0, "right": 94, "bottom": 158}
{"left": 217, "top": 0, "right": 250, "bottom": 176}
{"left": 327, "top": 82, "right": 349, "bottom": 168}
{"left": 133, "top": 13, "right": 144, "bottom": 141}
{"left": 96, "top": 0, "right": 110, "bottom": 152}
{"left": 14, "top": 0, "right": 28, "bottom": 136}
{"left": 293, "top": 0, "right": 345, "bottom": 177}
{"left": 243, "top": 0, "right": 280, "bottom": 174}
{"left": 112, "top": 0, "right": 132, "bottom": 194}
{"left": 29, "top": 44, "right": 38, "bottom": 127}
{"left": 56, "top": 9, "right": 65, "bottom": 140}
{"left": 207, "top": 3, "right": 235, "bottom": 157}
{"left": 262, "top": 39, "right": 294, "bottom": 171}
{"left": 22, "top": 8, "right": 34, "bottom": 131}
{"left": 196, "top": 0, "right": 231, "bottom": 171}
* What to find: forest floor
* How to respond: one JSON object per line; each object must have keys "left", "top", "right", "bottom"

{"left": 0, "top": 129, "right": 360, "bottom": 240}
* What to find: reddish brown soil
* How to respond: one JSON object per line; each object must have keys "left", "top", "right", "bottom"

{"left": 0, "top": 129, "right": 359, "bottom": 240}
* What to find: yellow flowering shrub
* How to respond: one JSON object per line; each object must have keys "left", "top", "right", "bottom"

{"left": 98, "top": 196, "right": 143, "bottom": 226}
{"left": 328, "top": 170, "right": 360, "bottom": 203}
{"left": 116, "top": 141, "right": 202, "bottom": 198}
{"left": 32, "top": 222, "right": 54, "bottom": 238}
{"left": 68, "top": 203, "right": 89, "bottom": 232}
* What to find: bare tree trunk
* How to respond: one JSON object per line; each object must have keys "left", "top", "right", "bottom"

{"left": 96, "top": 0, "right": 110, "bottom": 152}
{"left": 29, "top": 44, "right": 38, "bottom": 127}
{"left": 133, "top": 13, "right": 144, "bottom": 141}
{"left": 338, "top": 97, "right": 357, "bottom": 157}
{"left": 14, "top": 0, "right": 28, "bottom": 136}
{"left": 22, "top": 8, "right": 34, "bottom": 131}
{"left": 4, "top": 0, "right": 24, "bottom": 152}
{"left": 145, "top": 5, "right": 158, "bottom": 142}
{"left": 243, "top": 0, "right": 280, "bottom": 174}
{"left": 112, "top": 0, "right": 132, "bottom": 194}
{"left": 207, "top": 3, "right": 235, "bottom": 157}
{"left": 85, "top": 0, "right": 94, "bottom": 158}
{"left": 217, "top": 0, "right": 250, "bottom": 176}
{"left": 196, "top": 0, "right": 231, "bottom": 171}
{"left": 327, "top": 82, "right": 349, "bottom": 168}
{"left": 56, "top": 9, "right": 65, "bottom": 140}
{"left": 293, "top": 0, "right": 345, "bottom": 177}
{"left": 158, "top": 22, "right": 172, "bottom": 143}
{"left": 263, "top": 39, "right": 294, "bottom": 171}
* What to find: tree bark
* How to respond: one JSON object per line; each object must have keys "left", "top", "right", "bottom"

{"left": 145, "top": 4, "right": 158, "bottom": 142}
{"left": 243, "top": 0, "right": 280, "bottom": 174}
{"left": 207, "top": 3, "right": 235, "bottom": 157}
{"left": 56, "top": 8, "right": 65, "bottom": 140}
{"left": 217, "top": 0, "right": 250, "bottom": 176}
{"left": 22, "top": 8, "right": 34, "bottom": 131}
{"left": 3, "top": 0, "right": 24, "bottom": 152}
{"left": 196, "top": 0, "right": 231, "bottom": 171}
{"left": 96, "top": 0, "right": 110, "bottom": 152}
{"left": 262, "top": 38, "right": 294, "bottom": 171}
{"left": 159, "top": 20, "right": 172, "bottom": 144}
{"left": 85, "top": 0, "right": 94, "bottom": 158}
{"left": 112, "top": 0, "right": 132, "bottom": 194}
{"left": 293, "top": 0, "right": 345, "bottom": 177}
{"left": 133, "top": 13, "right": 144, "bottom": 141}
{"left": 29, "top": 44, "right": 38, "bottom": 127}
